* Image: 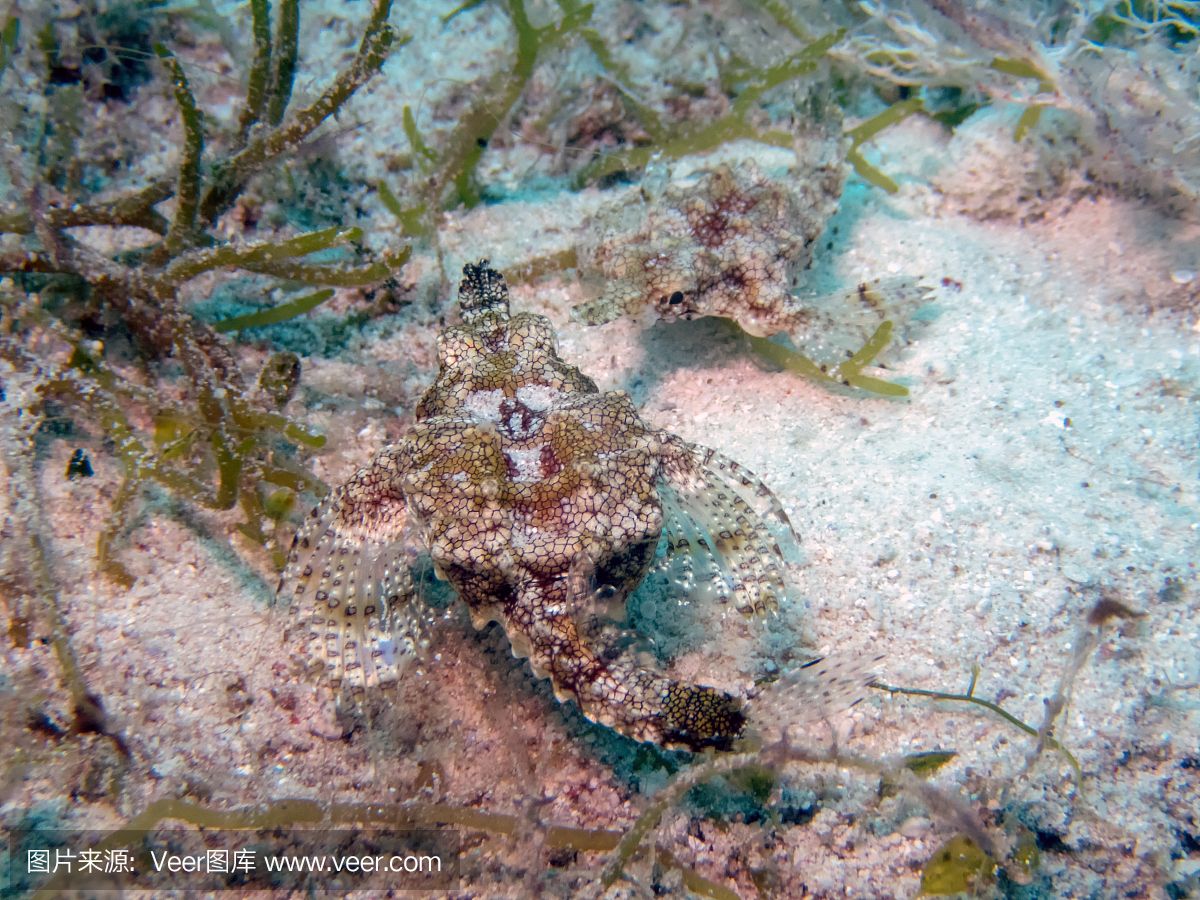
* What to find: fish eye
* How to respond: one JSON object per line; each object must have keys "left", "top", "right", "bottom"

{"left": 668, "top": 291, "right": 684, "bottom": 305}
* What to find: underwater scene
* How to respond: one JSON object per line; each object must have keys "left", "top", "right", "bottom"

{"left": 0, "top": 0, "right": 1197, "bottom": 896}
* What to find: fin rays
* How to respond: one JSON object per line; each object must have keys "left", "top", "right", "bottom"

{"left": 277, "top": 445, "right": 424, "bottom": 693}
{"left": 657, "top": 434, "right": 799, "bottom": 616}
{"left": 749, "top": 653, "right": 886, "bottom": 742}
{"left": 784, "top": 275, "right": 935, "bottom": 354}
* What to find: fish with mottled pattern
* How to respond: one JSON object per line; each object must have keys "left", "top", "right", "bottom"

{"left": 278, "top": 260, "right": 871, "bottom": 750}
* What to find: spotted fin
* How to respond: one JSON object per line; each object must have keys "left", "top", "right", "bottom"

{"left": 657, "top": 435, "right": 800, "bottom": 616}
{"left": 784, "top": 276, "right": 935, "bottom": 356}
{"left": 571, "top": 278, "right": 649, "bottom": 327}
{"left": 276, "top": 444, "right": 425, "bottom": 693}
{"left": 749, "top": 653, "right": 885, "bottom": 742}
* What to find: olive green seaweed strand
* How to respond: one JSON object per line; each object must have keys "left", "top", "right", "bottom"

{"left": 154, "top": 45, "right": 204, "bottom": 256}
{"left": 268, "top": 0, "right": 300, "bottom": 126}
{"left": 402, "top": 105, "right": 437, "bottom": 162}
{"left": 442, "top": 0, "right": 592, "bottom": 207}
{"left": 553, "top": 0, "right": 665, "bottom": 140}
{"left": 199, "top": 0, "right": 405, "bottom": 224}
{"left": 239, "top": 244, "right": 411, "bottom": 287}
{"left": 0, "top": 16, "right": 19, "bottom": 81}
{"left": 872, "top": 675, "right": 1081, "bottom": 777}
{"left": 213, "top": 288, "right": 334, "bottom": 333}
{"left": 575, "top": 30, "right": 842, "bottom": 186}
{"left": 37, "top": 797, "right": 732, "bottom": 899}
{"left": 162, "top": 225, "right": 362, "bottom": 284}
{"left": 845, "top": 97, "right": 923, "bottom": 193}
{"left": 237, "top": 0, "right": 273, "bottom": 143}
{"left": 735, "top": 319, "right": 909, "bottom": 397}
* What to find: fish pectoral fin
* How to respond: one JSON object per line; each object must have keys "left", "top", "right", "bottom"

{"left": 656, "top": 434, "right": 799, "bottom": 617}
{"left": 748, "top": 653, "right": 885, "bottom": 743}
{"left": 277, "top": 443, "right": 427, "bottom": 693}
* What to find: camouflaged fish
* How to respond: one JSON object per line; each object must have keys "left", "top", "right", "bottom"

{"left": 277, "top": 261, "right": 823, "bottom": 751}
{"left": 574, "top": 161, "right": 932, "bottom": 366}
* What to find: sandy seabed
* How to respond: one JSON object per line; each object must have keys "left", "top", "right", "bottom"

{"left": 2, "top": 2, "right": 1198, "bottom": 898}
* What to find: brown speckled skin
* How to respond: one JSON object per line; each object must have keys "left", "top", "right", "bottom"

{"left": 574, "top": 161, "right": 933, "bottom": 364}
{"left": 575, "top": 162, "right": 844, "bottom": 337}
{"left": 279, "top": 261, "right": 798, "bottom": 750}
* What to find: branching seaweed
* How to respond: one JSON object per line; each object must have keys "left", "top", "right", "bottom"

{"left": 212, "top": 288, "right": 335, "bottom": 334}
{"left": 0, "top": 388, "right": 133, "bottom": 794}
{"left": 598, "top": 736, "right": 1013, "bottom": 896}
{"left": 873, "top": 665, "right": 1082, "bottom": 778}
{"left": 724, "top": 317, "right": 910, "bottom": 397}
{"left": 34, "top": 795, "right": 732, "bottom": 899}
{"left": 0, "top": 0, "right": 407, "bottom": 582}
{"left": 390, "top": 0, "right": 592, "bottom": 220}
{"left": 845, "top": 96, "right": 924, "bottom": 193}
{"left": 574, "top": 30, "right": 844, "bottom": 188}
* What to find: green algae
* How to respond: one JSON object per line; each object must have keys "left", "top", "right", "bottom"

{"left": 0, "top": 0, "right": 402, "bottom": 583}
{"left": 846, "top": 97, "right": 924, "bottom": 193}
{"left": 34, "top": 795, "right": 732, "bottom": 899}
{"left": 0, "top": 426, "right": 134, "bottom": 802}
{"left": 873, "top": 666, "right": 1082, "bottom": 778}
{"left": 386, "top": 0, "right": 593, "bottom": 219}
{"left": 0, "top": 16, "right": 17, "bottom": 79}
{"left": 904, "top": 750, "right": 958, "bottom": 777}
{"left": 987, "top": 57, "right": 1054, "bottom": 141}
{"left": 732, "top": 318, "right": 910, "bottom": 397}
{"left": 920, "top": 834, "right": 997, "bottom": 896}
{"left": 212, "top": 289, "right": 334, "bottom": 334}
{"left": 237, "top": 0, "right": 272, "bottom": 142}
{"left": 266, "top": 0, "right": 300, "bottom": 127}
{"left": 574, "top": 30, "right": 844, "bottom": 188}
{"left": 154, "top": 44, "right": 203, "bottom": 258}
{"left": 453, "top": 0, "right": 591, "bottom": 208}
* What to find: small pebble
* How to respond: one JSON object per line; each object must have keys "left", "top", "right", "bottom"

{"left": 899, "top": 816, "right": 933, "bottom": 838}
